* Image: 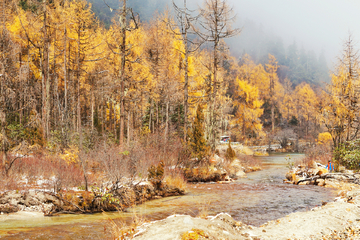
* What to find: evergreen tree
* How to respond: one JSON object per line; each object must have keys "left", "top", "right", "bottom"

{"left": 190, "top": 104, "right": 209, "bottom": 164}
{"left": 225, "top": 140, "right": 235, "bottom": 161}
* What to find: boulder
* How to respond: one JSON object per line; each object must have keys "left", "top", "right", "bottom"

{"left": 298, "top": 181, "right": 310, "bottom": 185}
{"left": 0, "top": 203, "right": 18, "bottom": 213}
{"left": 209, "top": 154, "right": 224, "bottom": 165}
{"left": 235, "top": 170, "right": 246, "bottom": 178}
{"left": 317, "top": 179, "right": 326, "bottom": 186}
{"left": 227, "top": 159, "right": 246, "bottom": 178}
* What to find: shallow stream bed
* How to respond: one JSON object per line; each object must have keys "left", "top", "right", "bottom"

{"left": 0, "top": 154, "right": 337, "bottom": 239}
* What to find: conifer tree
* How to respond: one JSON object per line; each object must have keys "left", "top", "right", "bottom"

{"left": 190, "top": 104, "right": 209, "bottom": 164}
{"left": 225, "top": 140, "right": 235, "bottom": 161}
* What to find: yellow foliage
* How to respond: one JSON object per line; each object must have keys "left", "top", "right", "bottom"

{"left": 238, "top": 146, "right": 254, "bottom": 156}
{"left": 60, "top": 145, "right": 79, "bottom": 164}
{"left": 317, "top": 132, "right": 332, "bottom": 145}
{"left": 233, "top": 78, "right": 264, "bottom": 140}
{"left": 141, "top": 126, "right": 151, "bottom": 136}
{"left": 181, "top": 229, "right": 208, "bottom": 240}
{"left": 294, "top": 83, "right": 318, "bottom": 120}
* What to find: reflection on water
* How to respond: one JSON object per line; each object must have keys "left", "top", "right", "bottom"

{"left": 0, "top": 154, "right": 337, "bottom": 239}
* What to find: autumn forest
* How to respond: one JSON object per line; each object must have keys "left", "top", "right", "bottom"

{"left": 1, "top": 0, "right": 360, "bottom": 187}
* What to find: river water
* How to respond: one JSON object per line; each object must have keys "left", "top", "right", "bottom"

{"left": 0, "top": 154, "right": 337, "bottom": 239}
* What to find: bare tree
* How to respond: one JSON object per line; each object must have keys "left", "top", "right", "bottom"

{"left": 104, "top": 0, "right": 139, "bottom": 147}
{"left": 171, "top": 0, "right": 203, "bottom": 142}
{"left": 273, "top": 128, "right": 297, "bottom": 149}
{"left": 197, "top": 0, "right": 240, "bottom": 150}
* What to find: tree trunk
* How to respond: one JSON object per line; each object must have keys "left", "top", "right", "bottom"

{"left": 91, "top": 85, "right": 94, "bottom": 131}
{"left": 63, "top": 13, "right": 68, "bottom": 126}
{"left": 127, "top": 111, "right": 130, "bottom": 144}
{"left": 165, "top": 101, "right": 169, "bottom": 142}
{"left": 119, "top": 0, "right": 126, "bottom": 148}
{"left": 114, "top": 101, "right": 117, "bottom": 140}
{"left": 42, "top": 0, "right": 49, "bottom": 140}
{"left": 76, "top": 31, "right": 81, "bottom": 133}
{"left": 149, "top": 98, "right": 153, "bottom": 132}
{"left": 271, "top": 104, "right": 275, "bottom": 132}
{"left": 184, "top": 13, "right": 189, "bottom": 141}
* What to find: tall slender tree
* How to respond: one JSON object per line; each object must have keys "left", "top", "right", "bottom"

{"left": 198, "top": 0, "right": 240, "bottom": 149}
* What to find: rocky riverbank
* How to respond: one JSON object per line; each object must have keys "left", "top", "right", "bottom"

{"left": 127, "top": 162, "right": 360, "bottom": 240}
{"left": 284, "top": 162, "right": 360, "bottom": 187}
{"left": 130, "top": 186, "right": 360, "bottom": 240}
{"left": 0, "top": 181, "right": 185, "bottom": 215}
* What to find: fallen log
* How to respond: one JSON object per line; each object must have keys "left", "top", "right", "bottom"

{"left": 297, "top": 173, "right": 360, "bottom": 185}
{"left": 296, "top": 176, "right": 320, "bottom": 185}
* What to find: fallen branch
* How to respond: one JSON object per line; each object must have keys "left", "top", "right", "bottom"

{"left": 297, "top": 173, "right": 360, "bottom": 185}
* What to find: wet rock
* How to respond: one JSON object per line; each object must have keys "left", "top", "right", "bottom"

{"left": 0, "top": 203, "right": 18, "bottom": 213}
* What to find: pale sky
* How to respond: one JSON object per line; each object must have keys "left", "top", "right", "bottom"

{"left": 229, "top": 0, "right": 360, "bottom": 65}
{"left": 176, "top": 0, "right": 360, "bottom": 68}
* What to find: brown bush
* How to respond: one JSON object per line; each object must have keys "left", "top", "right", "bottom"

{"left": 0, "top": 130, "right": 188, "bottom": 192}
{"left": 297, "top": 144, "right": 332, "bottom": 167}
{"left": 237, "top": 154, "right": 262, "bottom": 168}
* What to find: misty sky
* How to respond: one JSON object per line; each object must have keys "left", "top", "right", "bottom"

{"left": 232, "top": 0, "right": 360, "bottom": 65}
{"left": 176, "top": 0, "right": 360, "bottom": 68}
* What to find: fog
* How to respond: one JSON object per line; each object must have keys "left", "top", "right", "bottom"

{"left": 173, "top": 0, "right": 360, "bottom": 68}
{"left": 93, "top": 0, "right": 360, "bottom": 68}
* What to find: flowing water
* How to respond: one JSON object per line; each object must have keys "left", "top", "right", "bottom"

{"left": 0, "top": 154, "right": 337, "bottom": 239}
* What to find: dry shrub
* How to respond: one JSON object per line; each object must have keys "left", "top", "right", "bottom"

{"left": 237, "top": 154, "right": 262, "bottom": 168}
{"left": 183, "top": 166, "right": 224, "bottom": 182}
{"left": 1, "top": 153, "right": 85, "bottom": 191}
{"left": 164, "top": 172, "right": 186, "bottom": 191}
{"left": 148, "top": 161, "right": 165, "bottom": 188}
{"left": 0, "top": 129, "right": 187, "bottom": 192}
{"left": 297, "top": 144, "right": 332, "bottom": 167}
{"left": 237, "top": 146, "right": 254, "bottom": 156}
{"left": 0, "top": 175, "right": 21, "bottom": 192}
{"left": 88, "top": 131, "right": 185, "bottom": 184}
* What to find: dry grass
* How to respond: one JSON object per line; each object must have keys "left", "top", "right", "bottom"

{"left": 237, "top": 146, "right": 254, "bottom": 156}
{"left": 107, "top": 210, "right": 147, "bottom": 240}
{"left": 295, "top": 157, "right": 316, "bottom": 168}
{"left": 164, "top": 173, "right": 187, "bottom": 191}
{"left": 196, "top": 200, "right": 212, "bottom": 219}
{"left": 253, "top": 151, "right": 269, "bottom": 156}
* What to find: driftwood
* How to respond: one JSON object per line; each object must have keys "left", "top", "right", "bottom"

{"left": 297, "top": 173, "right": 360, "bottom": 185}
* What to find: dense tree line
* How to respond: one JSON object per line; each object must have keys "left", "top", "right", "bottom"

{"left": 0, "top": 0, "right": 359, "bottom": 175}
